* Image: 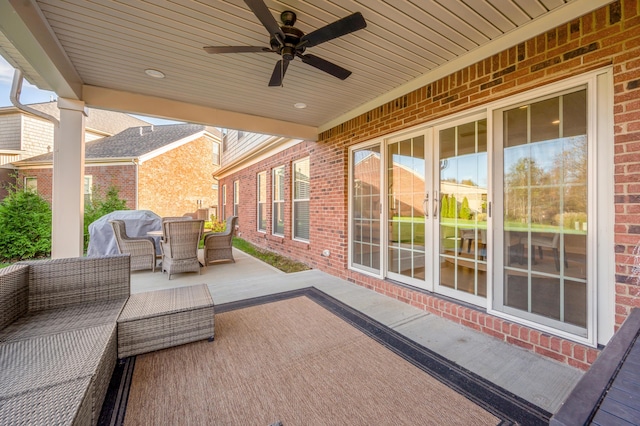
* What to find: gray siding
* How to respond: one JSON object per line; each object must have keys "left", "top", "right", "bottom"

{"left": 0, "top": 114, "right": 21, "bottom": 150}
{"left": 222, "top": 130, "right": 273, "bottom": 165}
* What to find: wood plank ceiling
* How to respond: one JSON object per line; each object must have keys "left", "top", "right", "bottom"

{"left": 0, "top": 0, "right": 602, "bottom": 135}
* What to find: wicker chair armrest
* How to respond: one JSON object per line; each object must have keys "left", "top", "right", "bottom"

{"left": 119, "top": 237, "right": 156, "bottom": 253}
{"left": 0, "top": 264, "right": 30, "bottom": 329}
{"left": 203, "top": 231, "right": 223, "bottom": 241}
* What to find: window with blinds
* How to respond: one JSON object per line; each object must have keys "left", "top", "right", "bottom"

{"left": 293, "top": 158, "right": 310, "bottom": 241}
{"left": 273, "top": 166, "right": 285, "bottom": 236}
{"left": 257, "top": 171, "right": 267, "bottom": 232}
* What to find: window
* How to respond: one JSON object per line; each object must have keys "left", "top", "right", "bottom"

{"left": 221, "top": 184, "right": 226, "bottom": 219}
{"left": 257, "top": 172, "right": 267, "bottom": 232}
{"left": 495, "top": 88, "right": 590, "bottom": 336}
{"left": 212, "top": 140, "right": 220, "bottom": 165}
{"left": 293, "top": 158, "right": 310, "bottom": 241}
{"left": 24, "top": 177, "right": 37, "bottom": 193}
{"left": 222, "top": 129, "right": 228, "bottom": 152}
{"left": 233, "top": 180, "right": 239, "bottom": 216}
{"left": 84, "top": 176, "right": 93, "bottom": 204}
{"left": 351, "top": 145, "right": 381, "bottom": 273}
{"left": 272, "top": 166, "right": 285, "bottom": 236}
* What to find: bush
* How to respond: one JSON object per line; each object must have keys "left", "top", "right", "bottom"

{"left": 0, "top": 184, "right": 52, "bottom": 261}
{"left": 207, "top": 216, "right": 227, "bottom": 233}
{"left": 459, "top": 196, "right": 472, "bottom": 220}
{"left": 84, "top": 185, "right": 129, "bottom": 250}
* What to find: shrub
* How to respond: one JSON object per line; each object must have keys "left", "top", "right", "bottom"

{"left": 84, "top": 185, "right": 128, "bottom": 250}
{"left": 0, "top": 183, "right": 52, "bottom": 261}
{"left": 208, "top": 216, "right": 227, "bottom": 233}
{"left": 459, "top": 196, "right": 472, "bottom": 220}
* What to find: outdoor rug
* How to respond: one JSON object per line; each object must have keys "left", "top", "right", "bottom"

{"left": 99, "top": 288, "right": 550, "bottom": 425}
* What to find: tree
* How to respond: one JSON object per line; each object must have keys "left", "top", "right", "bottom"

{"left": 440, "top": 194, "right": 449, "bottom": 219}
{"left": 448, "top": 195, "right": 457, "bottom": 218}
{"left": 84, "top": 185, "right": 129, "bottom": 250}
{"left": 460, "top": 196, "right": 472, "bottom": 220}
{"left": 0, "top": 182, "right": 52, "bottom": 261}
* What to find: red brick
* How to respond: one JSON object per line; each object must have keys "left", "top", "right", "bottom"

{"left": 535, "top": 346, "right": 567, "bottom": 363}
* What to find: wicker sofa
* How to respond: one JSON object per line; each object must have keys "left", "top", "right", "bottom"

{"left": 0, "top": 255, "right": 130, "bottom": 425}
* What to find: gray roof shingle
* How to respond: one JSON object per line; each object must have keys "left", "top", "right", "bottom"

{"left": 22, "top": 123, "right": 206, "bottom": 163}
{"left": 28, "top": 102, "right": 150, "bottom": 135}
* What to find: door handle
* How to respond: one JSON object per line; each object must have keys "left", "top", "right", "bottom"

{"left": 424, "top": 193, "right": 429, "bottom": 219}
{"left": 434, "top": 191, "right": 439, "bottom": 217}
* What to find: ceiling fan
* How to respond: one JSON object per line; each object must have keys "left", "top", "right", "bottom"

{"left": 203, "top": 0, "right": 367, "bottom": 87}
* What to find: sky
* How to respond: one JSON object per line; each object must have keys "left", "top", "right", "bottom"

{"left": 0, "top": 55, "right": 177, "bottom": 125}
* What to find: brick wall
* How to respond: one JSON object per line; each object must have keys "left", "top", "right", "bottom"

{"left": 17, "top": 164, "right": 136, "bottom": 207}
{"left": 87, "top": 165, "right": 137, "bottom": 209}
{"left": 221, "top": 1, "right": 640, "bottom": 370}
{"left": 138, "top": 135, "right": 218, "bottom": 217}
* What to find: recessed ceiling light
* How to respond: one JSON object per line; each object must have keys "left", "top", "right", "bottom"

{"left": 145, "top": 69, "right": 165, "bottom": 78}
{"left": 294, "top": 102, "right": 307, "bottom": 109}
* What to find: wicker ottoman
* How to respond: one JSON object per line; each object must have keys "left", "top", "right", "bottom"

{"left": 117, "top": 284, "right": 214, "bottom": 358}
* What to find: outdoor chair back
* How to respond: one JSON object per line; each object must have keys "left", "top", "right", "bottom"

{"left": 161, "top": 219, "right": 204, "bottom": 279}
{"left": 203, "top": 216, "right": 238, "bottom": 266}
{"left": 161, "top": 216, "right": 193, "bottom": 241}
{"left": 109, "top": 219, "right": 157, "bottom": 272}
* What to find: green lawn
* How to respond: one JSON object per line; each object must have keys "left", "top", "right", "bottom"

{"left": 232, "top": 237, "right": 311, "bottom": 273}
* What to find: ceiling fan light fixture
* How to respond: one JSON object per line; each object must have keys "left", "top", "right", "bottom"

{"left": 294, "top": 102, "right": 307, "bottom": 109}
{"left": 144, "top": 69, "right": 165, "bottom": 79}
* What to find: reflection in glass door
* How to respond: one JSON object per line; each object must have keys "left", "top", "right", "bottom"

{"left": 501, "top": 89, "right": 588, "bottom": 335}
{"left": 437, "top": 119, "right": 488, "bottom": 301}
{"left": 387, "top": 136, "right": 426, "bottom": 284}
{"left": 351, "top": 146, "right": 382, "bottom": 273}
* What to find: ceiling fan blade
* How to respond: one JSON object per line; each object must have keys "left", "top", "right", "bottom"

{"left": 244, "top": 0, "right": 285, "bottom": 42}
{"left": 268, "top": 59, "right": 289, "bottom": 87}
{"left": 298, "top": 53, "right": 352, "bottom": 80}
{"left": 203, "top": 46, "right": 272, "bottom": 54}
{"left": 298, "top": 12, "right": 366, "bottom": 48}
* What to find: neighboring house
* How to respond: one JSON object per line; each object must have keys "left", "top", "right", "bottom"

{"left": 217, "top": 3, "right": 637, "bottom": 371}
{"left": 216, "top": 128, "right": 301, "bottom": 222}
{"left": 0, "top": 101, "right": 149, "bottom": 198}
{"left": 13, "top": 123, "right": 222, "bottom": 218}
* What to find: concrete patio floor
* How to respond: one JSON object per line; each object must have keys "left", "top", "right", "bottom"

{"left": 131, "top": 248, "right": 583, "bottom": 415}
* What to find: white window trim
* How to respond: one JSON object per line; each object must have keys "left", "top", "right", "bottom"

{"left": 272, "top": 166, "right": 285, "bottom": 237}
{"left": 487, "top": 68, "right": 614, "bottom": 347}
{"left": 348, "top": 139, "right": 385, "bottom": 279}
{"left": 84, "top": 175, "right": 93, "bottom": 203}
{"left": 257, "top": 171, "right": 267, "bottom": 233}
{"left": 221, "top": 184, "right": 226, "bottom": 220}
{"left": 292, "top": 157, "right": 310, "bottom": 243}
{"left": 212, "top": 139, "right": 220, "bottom": 165}
{"left": 24, "top": 176, "right": 37, "bottom": 192}
{"left": 233, "top": 180, "right": 239, "bottom": 217}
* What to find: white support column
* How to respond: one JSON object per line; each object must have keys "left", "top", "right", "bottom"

{"left": 52, "top": 98, "right": 87, "bottom": 258}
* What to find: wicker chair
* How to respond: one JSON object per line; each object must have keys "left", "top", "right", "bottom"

{"left": 203, "top": 216, "right": 238, "bottom": 266}
{"left": 109, "top": 220, "right": 157, "bottom": 272}
{"left": 161, "top": 216, "right": 192, "bottom": 242}
{"left": 161, "top": 219, "right": 204, "bottom": 279}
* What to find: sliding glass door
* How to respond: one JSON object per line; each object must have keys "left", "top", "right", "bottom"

{"left": 435, "top": 118, "right": 488, "bottom": 304}
{"left": 386, "top": 135, "right": 428, "bottom": 287}
{"left": 351, "top": 146, "right": 382, "bottom": 274}
{"left": 495, "top": 88, "right": 588, "bottom": 336}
